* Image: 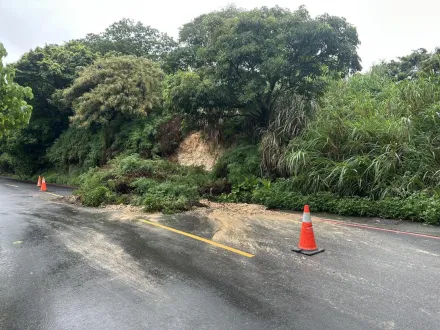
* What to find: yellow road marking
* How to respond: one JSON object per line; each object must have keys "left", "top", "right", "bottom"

{"left": 45, "top": 192, "right": 63, "bottom": 197}
{"left": 140, "top": 219, "right": 255, "bottom": 258}
{"left": 5, "top": 184, "right": 19, "bottom": 188}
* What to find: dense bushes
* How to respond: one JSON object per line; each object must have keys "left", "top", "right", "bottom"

{"left": 76, "top": 154, "right": 212, "bottom": 212}
{"left": 47, "top": 113, "right": 182, "bottom": 172}
{"left": 109, "top": 115, "right": 182, "bottom": 158}
{"left": 47, "top": 128, "right": 102, "bottom": 171}
{"left": 212, "top": 145, "right": 261, "bottom": 184}
{"left": 0, "top": 153, "right": 23, "bottom": 175}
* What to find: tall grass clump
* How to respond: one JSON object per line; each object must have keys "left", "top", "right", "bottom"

{"left": 261, "top": 93, "right": 317, "bottom": 174}
{"left": 270, "top": 68, "right": 440, "bottom": 198}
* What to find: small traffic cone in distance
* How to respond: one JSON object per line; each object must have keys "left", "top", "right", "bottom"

{"left": 40, "top": 177, "right": 47, "bottom": 192}
{"left": 292, "top": 205, "right": 325, "bottom": 256}
{"left": 37, "top": 176, "right": 42, "bottom": 187}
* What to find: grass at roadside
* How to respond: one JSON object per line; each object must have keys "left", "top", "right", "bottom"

{"left": 218, "top": 178, "right": 440, "bottom": 225}
{"left": 7, "top": 148, "right": 438, "bottom": 225}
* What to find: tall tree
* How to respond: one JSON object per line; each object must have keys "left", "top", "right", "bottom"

{"left": 81, "top": 18, "right": 177, "bottom": 61}
{"left": 0, "top": 43, "right": 33, "bottom": 138}
{"left": 1, "top": 42, "right": 96, "bottom": 173}
{"left": 384, "top": 48, "right": 431, "bottom": 80}
{"left": 164, "top": 6, "right": 361, "bottom": 127}
{"left": 383, "top": 48, "right": 440, "bottom": 80}
{"left": 60, "top": 55, "right": 164, "bottom": 161}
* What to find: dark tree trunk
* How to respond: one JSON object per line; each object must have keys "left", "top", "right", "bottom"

{"left": 259, "top": 105, "right": 271, "bottom": 128}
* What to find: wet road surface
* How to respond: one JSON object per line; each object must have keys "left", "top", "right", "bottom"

{"left": 1, "top": 177, "right": 440, "bottom": 329}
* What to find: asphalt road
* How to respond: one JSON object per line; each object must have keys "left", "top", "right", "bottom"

{"left": 1, "top": 177, "right": 440, "bottom": 330}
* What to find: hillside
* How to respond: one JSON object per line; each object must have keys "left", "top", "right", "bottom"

{"left": 1, "top": 7, "right": 440, "bottom": 224}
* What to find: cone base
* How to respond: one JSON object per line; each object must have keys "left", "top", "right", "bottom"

{"left": 292, "top": 247, "right": 325, "bottom": 256}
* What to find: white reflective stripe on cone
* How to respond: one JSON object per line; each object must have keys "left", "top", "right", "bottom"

{"left": 302, "top": 212, "right": 312, "bottom": 223}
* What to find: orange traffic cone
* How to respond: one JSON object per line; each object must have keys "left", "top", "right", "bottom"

{"left": 40, "top": 177, "right": 47, "bottom": 192}
{"left": 292, "top": 205, "right": 325, "bottom": 256}
{"left": 37, "top": 176, "right": 42, "bottom": 187}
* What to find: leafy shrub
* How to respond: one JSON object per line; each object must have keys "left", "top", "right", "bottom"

{"left": 212, "top": 145, "right": 261, "bottom": 184}
{"left": 110, "top": 115, "right": 182, "bottom": 158}
{"left": 47, "top": 128, "right": 102, "bottom": 170}
{"left": 0, "top": 151, "right": 34, "bottom": 177}
{"left": 219, "top": 176, "right": 267, "bottom": 203}
{"left": 81, "top": 186, "right": 115, "bottom": 207}
{"left": 77, "top": 169, "right": 116, "bottom": 206}
{"left": 76, "top": 154, "right": 211, "bottom": 212}
{"left": 0, "top": 153, "right": 14, "bottom": 173}
{"left": 48, "top": 111, "right": 182, "bottom": 172}
{"left": 135, "top": 182, "right": 198, "bottom": 213}
{"left": 113, "top": 155, "right": 180, "bottom": 178}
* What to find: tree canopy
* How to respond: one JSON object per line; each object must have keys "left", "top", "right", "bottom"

{"left": 383, "top": 48, "right": 440, "bottom": 80}
{"left": 164, "top": 6, "right": 361, "bottom": 127}
{"left": 62, "top": 55, "right": 164, "bottom": 127}
{"left": 0, "top": 43, "right": 33, "bottom": 138}
{"left": 81, "top": 18, "right": 177, "bottom": 61}
{"left": 0, "top": 42, "right": 97, "bottom": 172}
{"left": 422, "top": 49, "right": 440, "bottom": 75}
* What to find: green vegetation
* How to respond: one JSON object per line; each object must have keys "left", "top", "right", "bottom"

{"left": 62, "top": 56, "right": 163, "bottom": 128}
{"left": 220, "top": 180, "right": 440, "bottom": 225}
{"left": 383, "top": 48, "right": 440, "bottom": 80}
{"left": 217, "top": 68, "right": 440, "bottom": 224}
{"left": 0, "top": 43, "right": 33, "bottom": 138}
{"left": 164, "top": 5, "right": 360, "bottom": 128}
{"left": 77, "top": 154, "right": 211, "bottom": 212}
{"left": 1, "top": 6, "right": 440, "bottom": 223}
{"left": 46, "top": 112, "right": 181, "bottom": 175}
{"left": 1, "top": 42, "right": 96, "bottom": 174}
{"left": 58, "top": 55, "right": 164, "bottom": 164}
{"left": 80, "top": 18, "right": 176, "bottom": 62}
{"left": 263, "top": 69, "right": 440, "bottom": 199}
